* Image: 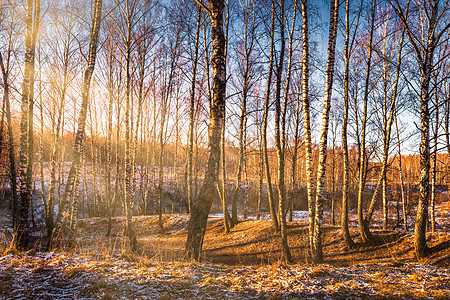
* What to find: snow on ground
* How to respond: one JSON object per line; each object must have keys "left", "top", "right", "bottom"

{"left": 0, "top": 251, "right": 449, "bottom": 299}
{"left": 210, "top": 210, "right": 310, "bottom": 222}
{"left": 1, "top": 173, "right": 449, "bottom": 299}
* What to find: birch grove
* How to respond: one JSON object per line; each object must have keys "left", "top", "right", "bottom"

{"left": 0, "top": 0, "right": 449, "bottom": 263}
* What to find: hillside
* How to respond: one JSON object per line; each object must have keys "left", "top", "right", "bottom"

{"left": 0, "top": 204, "right": 449, "bottom": 299}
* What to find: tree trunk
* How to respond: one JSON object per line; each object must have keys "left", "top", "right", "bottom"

{"left": 220, "top": 115, "right": 231, "bottom": 233}
{"left": 151, "top": 65, "right": 157, "bottom": 215}
{"left": 275, "top": 0, "right": 295, "bottom": 263}
{"left": 37, "top": 46, "right": 48, "bottom": 235}
{"left": 446, "top": 84, "right": 450, "bottom": 158}
{"left": 157, "top": 84, "right": 168, "bottom": 233}
{"left": 188, "top": 8, "right": 202, "bottom": 215}
{"left": 185, "top": 0, "right": 226, "bottom": 262}
{"left": 357, "top": 0, "right": 376, "bottom": 244}
{"left": 262, "top": 0, "right": 278, "bottom": 230}
{"left": 312, "top": 0, "right": 338, "bottom": 263}
{"left": 342, "top": 10, "right": 365, "bottom": 233}
{"left": 105, "top": 41, "right": 115, "bottom": 237}
{"left": 392, "top": 0, "right": 450, "bottom": 259}
{"left": 331, "top": 121, "right": 336, "bottom": 226}
{"left": 257, "top": 100, "right": 263, "bottom": 221}
{"left": 231, "top": 71, "right": 246, "bottom": 225}
{"left": 132, "top": 54, "right": 145, "bottom": 218}
{"left": 290, "top": 91, "right": 302, "bottom": 223}
{"left": 0, "top": 77, "right": 4, "bottom": 172}
{"left": 395, "top": 114, "right": 407, "bottom": 231}
{"left": 430, "top": 78, "right": 438, "bottom": 233}
{"left": 300, "top": 0, "right": 315, "bottom": 254}
{"left": 363, "top": 24, "right": 405, "bottom": 236}
{"left": 88, "top": 105, "right": 99, "bottom": 217}
{"left": 0, "top": 28, "right": 15, "bottom": 209}
{"left": 124, "top": 4, "right": 137, "bottom": 251}
{"left": 445, "top": 82, "right": 450, "bottom": 202}
{"left": 382, "top": 173, "right": 388, "bottom": 230}
{"left": 17, "top": 0, "right": 39, "bottom": 250}
{"left": 243, "top": 135, "right": 249, "bottom": 219}
{"left": 26, "top": 0, "right": 40, "bottom": 232}
{"left": 0, "top": 50, "right": 19, "bottom": 233}
{"left": 54, "top": 0, "right": 102, "bottom": 245}
{"left": 220, "top": 0, "right": 232, "bottom": 230}
{"left": 416, "top": 73, "right": 432, "bottom": 257}
{"left": 69, "top": 156, "right": 80, "bottom": 244}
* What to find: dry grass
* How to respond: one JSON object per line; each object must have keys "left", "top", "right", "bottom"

{"left": 0, "top": 213, "right": 449, "bottom": 299}
{"left": 72, "top": 213, "right": 450, "bottom": 269}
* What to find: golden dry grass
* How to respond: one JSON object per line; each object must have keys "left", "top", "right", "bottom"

{"left": 1, "top": 214, "right": 449, "bottom": 299}
{"left": 73, "top": 214, "right": 450, "bottom": 269}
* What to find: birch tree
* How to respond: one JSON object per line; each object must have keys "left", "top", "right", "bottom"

{"left": 262, "top": 0, "right": 278, "bottom": 230}
{"left": 231, "top": 0, "right": 257, "bottom": 227}
{"left": 341, "top": 0, "right": 364, "bottom": 248}
{"left": 299, "top": 0, "right": 315, "bottom": 254}
{"left": 312, "top": 0, "right": 338, "bottom": 263}
{"left": 356, "top": 0, "right": 376, "bottom": 243}
{"left": 17, "top": 0, "right": 40, "bottom": 250}
{"left": 274, "top": 0, "right": 293, "bottom": 263}
{"left": 185, "top": 0, "right": 226, "bottom": 261}
{"left": 0, "top": 7, "right": 19, "bottom": 232}
{"left": 54, "top": 0, "right": 103, "bottom": 245}
{"left": 391, "top": 0, "right": 450, "bottom": 258}
{"left": 187, "top": 8, "right": 202, "bottom": 215}
{"left": 363, "top": 16, "right": 406, "bottom": 236}
{"left": 44, "top": 0, "right": 81, "bottom": 237}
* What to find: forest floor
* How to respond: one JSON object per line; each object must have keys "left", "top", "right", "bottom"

{"left": 0, "top": 202, "right": 449, "bottom": 299}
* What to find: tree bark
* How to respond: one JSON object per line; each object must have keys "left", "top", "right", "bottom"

{"left": 123, "top": 0, "right": 138, "bottom": 251}
{"left": 394, "top": 113, "right": 407, "bottom": 231}
{"left": 446, "top": 83, "right": 450, "bottom": 159}
{"left": 290, "top": 93, "right": 302, "bottom": 223}
{"left": 300, "top": 0, "right": 315, "bottom": 254}
{"left": 312, "top": 0, "right": 339, "bottom": 263}
{"left": 220, "top": 115, "right": 231, "bottom": 233}
{"left": 331, "top": 116, "right": 336, "bottom": 226}
{"left": 221, "top": 0, "right": 232, "bottom": 230}
{"left": 257, "top": 97, "right": 264, "bottom": 221}
{"left": 262, "top": 0, "right": 279, "bottom": 231}
{"left": 17, "top": 0, "right": 39, "bottom": 250}
{"left": 105, "top": 35, "right": 115, "bottom": 237}
{"left": 0, "top": 47, "right": 19, "bottom": 234}
{"left": 275, "top": 0, "right": 295, "bottom": 263}
{"left": 37, "top": 43, "right": 48, "bottom": 235}
{"left": 430, "top": 76, "right": 438, "bottom": 233}
{"left": 54, "top": 0, "right": 103, "bottom": 245}
{"left": 188, "top": 8, "right": 202, "bottom": 215}
{"left": 363, "top": 23, "right": 405, "bottom": 235}
{"left": 391, "top": 0, "right": 450, "bottom": 258}
{"left": 185, "top": 0, "right": 226, "bottom": 261}
{"left": 157, "top": 33, "right": 179, "bottom": 232}
{"left": 357, "top": 0, "right": 376, "bottom": 244}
